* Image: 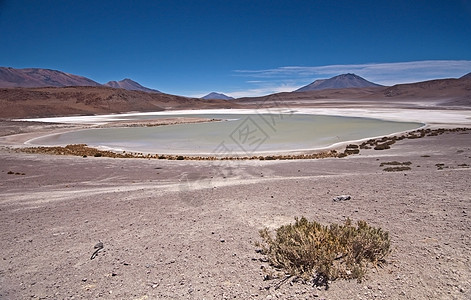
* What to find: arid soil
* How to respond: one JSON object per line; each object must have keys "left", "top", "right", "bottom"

{"left": 1, "top": 121, "right": 470, "bottom": 299}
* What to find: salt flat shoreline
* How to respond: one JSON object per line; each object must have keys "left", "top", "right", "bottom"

{"left": 3, "top": 107, "right": 471, "bottom": 156}
{"left": 18, "top": 107, "right": 471, "bottom": 127}
{"left": 1, "top": 106, "right": 471, "bottom": 299}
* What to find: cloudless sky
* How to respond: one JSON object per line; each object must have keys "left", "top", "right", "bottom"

{"left": 1, "top": 0, "right": 471, "bottom": 97}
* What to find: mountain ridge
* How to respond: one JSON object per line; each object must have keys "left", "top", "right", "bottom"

{"left": 0, "top": 67, "right": 101, "bottom": 88}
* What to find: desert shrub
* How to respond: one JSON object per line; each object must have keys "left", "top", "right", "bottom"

{"left": 383, "top": 166, "right": 411, "bottom": 172}
{"left": 258, "top": 217, "right": 390, "bottom": 287}
{"left": 94, "top": 152, "right": 102, "bottom": 157}
{"left": 380, "top": 161, "right": 412, "bottom": 167}
{"left": 176, "top": 155, "right": 185, "bottom": 160}
{"left": 373, "top": 143, "right": 390, "bottom": 150}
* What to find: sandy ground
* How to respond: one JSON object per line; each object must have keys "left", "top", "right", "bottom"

{"left": 0, "top": 110, "right": 471, "bottom": 299}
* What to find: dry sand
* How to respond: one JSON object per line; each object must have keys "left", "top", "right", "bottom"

{"left": 0, "top": 108, "right": 471, "bottom": 299}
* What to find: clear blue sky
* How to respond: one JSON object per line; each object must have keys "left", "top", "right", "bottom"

{"left": 1, "top": 0, "right": 470, "bottom": 97}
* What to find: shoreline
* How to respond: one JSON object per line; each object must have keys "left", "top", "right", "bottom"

{"left": 3, "top": 107, "right": 470, "bottom": 157}
{"left": 15, "top": 127, "right": 471, "bottom": 160}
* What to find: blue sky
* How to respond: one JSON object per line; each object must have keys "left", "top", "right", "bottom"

{"left": 1, "top": 0, "right": 470, "bottom": 97}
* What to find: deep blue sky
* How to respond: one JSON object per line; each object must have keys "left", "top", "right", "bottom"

{"left": 1, "top": 0, "right": 471, "bottom": 97}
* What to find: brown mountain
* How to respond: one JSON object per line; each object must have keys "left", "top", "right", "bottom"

{"left": 0, "top": 67, "right": 101, "bottom": 88}
{"left": 0, "top": 67, "right": 161, "bottom": 94}
{"left": 382, "top": 75, "right": 471, "bottom": 101}
{"left": 104, "top": 78, "right": 161, "bottom": 93}
{"left": 0, "top": 86, "right": 238, "bottom": 119}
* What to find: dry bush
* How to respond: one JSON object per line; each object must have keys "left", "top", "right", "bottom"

{"left": 380, "top": 161, "right": 412, "bottom": 167}
{"left": 383, "top": 166, "right": 411, "bottom": 172}
{"left": 258, "top": 217, "right": 391, "bottom": 287}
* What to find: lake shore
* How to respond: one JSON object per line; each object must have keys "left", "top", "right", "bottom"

{"left": 3, "top": 107, "right": 470, "bottom": 156}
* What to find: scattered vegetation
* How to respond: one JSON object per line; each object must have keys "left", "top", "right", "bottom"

{"left": 258, "top": 217, "right": 391, "bottom": 288}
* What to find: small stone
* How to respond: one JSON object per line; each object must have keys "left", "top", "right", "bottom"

{"left": 333, "top": 195, "right": 351, "bottom": 202}
{"left": 81, "top": 278, "right": 87, "bottom": 282}
{"left": 220, "top": 239, "right": 225, "bottom": 243}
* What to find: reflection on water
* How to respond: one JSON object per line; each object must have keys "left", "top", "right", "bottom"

{"left": 29, "top": 113, "right": 423, "bottom": 155}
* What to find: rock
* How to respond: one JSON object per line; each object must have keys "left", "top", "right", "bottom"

{"left": 333, "top": 195, "right": 351, "bottom": 202}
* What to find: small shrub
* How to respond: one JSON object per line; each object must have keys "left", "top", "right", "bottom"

{"left": 383, "top": 166, "right": 411, "bottom": 172}
{"left": 94, "top": 153, "right": 102, "bottom": 157}
{"left": 374, "top": 143, "right": 390, "bottom": 150}
{"left": 380, "top": 161, "right": 412, "bottom": 167}
{"left": 176, "top": 155, "right": 185, "bottom": 160}
{"left": 258, "top": 217, "right": 391, "bottom": 287}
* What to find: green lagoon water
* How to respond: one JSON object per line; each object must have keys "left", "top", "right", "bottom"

{"left": 29, "top": 113, "right": 423, "bottom": 155}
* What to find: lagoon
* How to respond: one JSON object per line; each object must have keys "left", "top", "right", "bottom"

{"left": 26, "top": 111, "right": 424, "bottom": 155}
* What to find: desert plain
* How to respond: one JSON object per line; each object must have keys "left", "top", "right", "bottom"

{"left": 0, "top": 95, "right": 471, "bottom": 300}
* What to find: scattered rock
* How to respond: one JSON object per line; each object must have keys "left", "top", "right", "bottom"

{"left": 333, "top": 195, "right": 351, "bottom": 202}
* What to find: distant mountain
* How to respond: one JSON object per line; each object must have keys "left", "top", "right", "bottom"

{"left": 104, "top": 78, "right": 160, "bottom": 93}
{"left": 0, "top": 67, "right": 161, "bottom": 93}
{"left": 295, "top": 73, "right": 383, "bottom": 92}
{"left": 461, "top": 72, "right": 471, "bottom": 79}
{"left": 202, "top": 92, "right": 234, "bottom": 100}
{"left": 0, "top": 67, "right": 101, "bottom": 88}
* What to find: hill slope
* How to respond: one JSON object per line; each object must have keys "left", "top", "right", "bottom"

{"left": 104, "top": 79, "right": 161, "bottom": 93}
{"left": 0, "top": 86, "right": 238, "bottom": 118}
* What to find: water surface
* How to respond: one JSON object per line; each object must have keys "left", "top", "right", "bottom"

{"left": 28, "top": 113, "right": 423, "bottom": 155}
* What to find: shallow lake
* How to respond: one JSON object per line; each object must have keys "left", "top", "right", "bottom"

{"left": 28, "top": 112, "right": 423, "bottom": 155}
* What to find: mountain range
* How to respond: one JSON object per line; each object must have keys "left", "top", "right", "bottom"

{"left": 1, "top": 67, "right": 470, "bottom": 118}
{"left": 0, "top": 67, "right": 159, "bottom": 93}
{"left": 295, "top": 73, "right": 383, "bottom": 92}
